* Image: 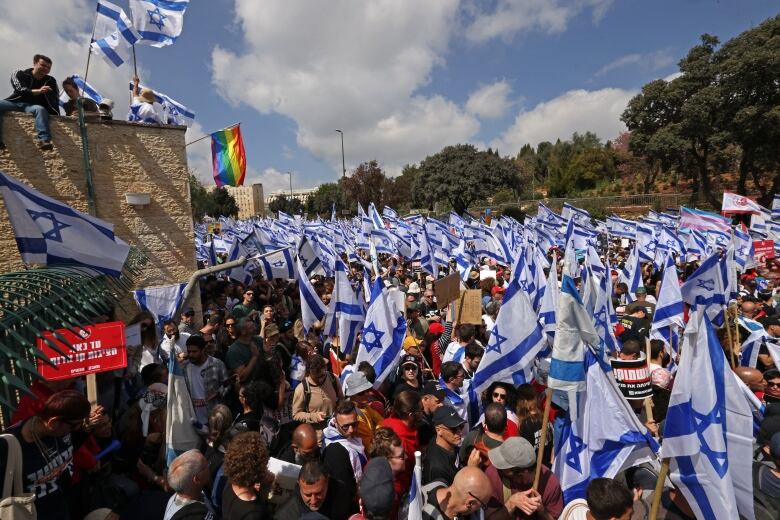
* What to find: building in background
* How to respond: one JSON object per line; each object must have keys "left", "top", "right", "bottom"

{"left": 265, "top": 187, "right": 317, "bottom": 206}
{"left": 226, "top": 183, "right": 266, "bottom": 219}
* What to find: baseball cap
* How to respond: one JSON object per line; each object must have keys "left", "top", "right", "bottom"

{"left": 488, "top": 437, "right": 536, "bottom": 470}
{"left": 635, "top": 287, "right": 648, "bottom": 295}
{"left": 400, "top": 354, "right": 419, "bottom": 367}
{"left": 279, "top": 319, "right": 294, "bottom": 333}
{"left": 422, "top": 381, "right": 446, "bottom": 400}
{"left": 408, "top": 282, "right": 421, "bottom": 294}
{"left": 264, "top": 323, "right": 279, "bottom": 337}
{"left": 428, "top": 322, "right": 445, "bottom": 335}
{"left": 345, "top": 371, "right": 373, "bottom": 397}
{"left": 626, "top": 302, "right": 647, "bottom": 315}
{"left": 358, "top": 457, "right": 395, "bottom": 515}
{"left": 407, "top": 301, "right": 421, "bottom": 312}
{"left": 432, "top": 405, "right": 466, "bottom": 429}
{"left": 761, "top": 316, "right": 780, "bottom": 328}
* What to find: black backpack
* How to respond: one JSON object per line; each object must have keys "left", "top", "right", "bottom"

{"left": 753, "top": 461, "right": 780, "bottom": 520}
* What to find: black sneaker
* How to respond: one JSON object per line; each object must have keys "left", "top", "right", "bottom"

{"left": 36, "top": 140, "right": 53, "bottom": 151}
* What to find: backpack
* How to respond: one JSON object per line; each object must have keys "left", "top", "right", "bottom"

{"left": 753, "top": 461, "right": 780, "bottom": 520}
{"left": 420, "top": 480, "right": 448, "bottom": 520}
{"left": 301, "top": 372, "right": 341, "bottom": 412}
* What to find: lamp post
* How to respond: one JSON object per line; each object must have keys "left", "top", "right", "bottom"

{"left": 335, "top": 129, "right": 346, "bottom": 178}
{"left": 288, "top": 171, "right": 293, "bottom": 199}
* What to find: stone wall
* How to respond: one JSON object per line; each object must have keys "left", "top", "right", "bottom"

{"left": 0, "top": 112, "right": 201, "bottom": 323}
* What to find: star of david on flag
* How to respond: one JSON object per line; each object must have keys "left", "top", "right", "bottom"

{"left": 0, "top": 171, "right": 130, "bottom": 276}
{"left": 130, "top": 0, "right": 190, "bottom": 47}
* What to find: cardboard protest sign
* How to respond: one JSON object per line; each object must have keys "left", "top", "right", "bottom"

{"left": 610, "top": 357, "right": 652, "bottom": 400}
{"left": 36, "top": 321, "right": 127, "bottom": 380}
{"left": 457, "top": 289, "right": 483, "bottom": 325}
{"left": 435, "top": 273, "right": 461, "bottom": 309}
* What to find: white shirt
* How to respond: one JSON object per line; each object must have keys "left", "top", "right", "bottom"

{"left": 188, "top": 357, "right": 211, "bottom": 426}
{"left": 140, "top": 345, "right": 166, "bottom": 371}
{"left": 160, "top": 332, "right": 190, "bottom": 358}
{"left": 559, "top": 498, "right": 589, "bottom": 520}
{"left": 163, "top": 493, "right": 212, "bottom": 520}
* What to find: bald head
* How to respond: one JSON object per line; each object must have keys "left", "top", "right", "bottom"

{"left": 734, "top": 366, "right": 766, "bottom": 392}
{"left": 292, "top": 423, "right": 319, "bottom": 462}
{"left": 740, "top": 301, "right": 757, "bottom": 318}
{"left": 452, "top": 467, "right": 492, "bottom": 513}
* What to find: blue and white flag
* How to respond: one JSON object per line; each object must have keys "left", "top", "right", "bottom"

{"left": 680, "top": 252, "right": 727, "bottom": 326}
{"left": 538, "top": 258, "right": 559, "bottom": 347}
{"left": 298, "top": 235, "right": 325, "bottom": 277}
{"left": 593, "top": 271, "right": 619, "bottom": 354}
{"left": 296, "top": 249, "right": 327, "bottom": 334}
{"left": 407, "top": 452, "right": 424, "bottom": 520}
{"left": 548, "top": 273, "right": 601, "bottom": 419}
{"left": 554, "top": 350, "right": 659, "bottom": 503}
{"left": 166, "top": 352, "right": 200, "bottom": 464}
{"left": 772, "top": 194, "right": 780, "bottom": 222}
{"left": 0, "top": 171, "right": 130, "bottom": 276}
{"left": 732, "top": 226, "right": 754, "bottom": 271}
{"left": 90, "top": 0, "right": 141, "bottom": 68}
{"left": 58, "top": 74, "right": 103, "bottom": 108}
{"left": 354, "top": 279, "right": 407, "bottom": 388}
{"left": 619, "top": 246, "right": 643, "bottom": 303}
{"left": 662, "top": 311, "right": 754, "bottom": 520}
{"left": 133, "top": 281, "right": 187, "bottom": 332}
{"left": 472, "top": 272, "right": 546, "bottom": 397}
{"left": 129, "top": 0, "right": 190, "bottom": 47}
{"left": 126, "top": 81, "right": 195, "bottom": 127}
{"left": 652, "top": 253, "right": 684, "bottom": 331}
{"left": 226, "top": 240, "right": 254, "bottom": 286}
{"left": 334, "top": 259, "right": 364, "bottom": 355}
{"left": 606, "top": 216, "right": 636, "bottom": 239}
{"left": 258, "top": 247, "right": 295, "bottom": 280}
{"left": 738, "top": 316, "right": 770, "bottom": 368}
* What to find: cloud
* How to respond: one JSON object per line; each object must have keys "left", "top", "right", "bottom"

{"left": 465, "top": 0, "right": 614, "bottom": 43}
{"left": 493, "top": 87, "right": 636, "bottom": 154}
{"left": 466, "top": 80, "right": 514, "bottom": 119}
{"left": 247, "top": 167, "right": 293, "bottom": 195}
{"left": 212, "top": 0, "right": 481, "bottom": 179}
{"left": 595, "top": 49, "right": 676, "bottom": 76}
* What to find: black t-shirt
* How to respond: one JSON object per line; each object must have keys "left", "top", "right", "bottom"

{"left": 418, "top": 412, "right": 436, "bottom": 448}
{"left": 220, "top": 483, "right": 267, "bottom": 520}
{"left": 393, "top": 380, "right": 422, "bottom": 397}
{"left": 4, "top": 420, "right": 83, "bottom": 520}
{"left": 321, "top": 443, "right": 359, "bottom": 517}
{"left": 422, "top": 442, "right": 457, "bottom": 486}
{"left": 618, "top": 315, "right": 648, "bottom": 342}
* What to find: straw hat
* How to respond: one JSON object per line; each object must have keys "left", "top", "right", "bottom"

{"left": 139, "top": 88, "right": 155, "bottom": 104}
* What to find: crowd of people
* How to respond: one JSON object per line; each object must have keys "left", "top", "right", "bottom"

{"left": 2, "top": 236, "right": 780, "bottom": 520}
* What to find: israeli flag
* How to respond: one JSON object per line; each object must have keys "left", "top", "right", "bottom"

{"left": 472, "top": 270, "right": 546, "bottom": 397}
{"left": 258, "top": 248, "right": 295, "bottom": 280}
{"left": 452, "top": 239, "right": 474, "bottom": 283}
{"left": 91, "top": 0, "right": 141, "bottom": 68}
{"left": 297, "top": 235, "right": 325, "bottom": 277}
{"left": 226, "top": 240, "right": 254, "bottom": 286}
{"left": 126, "top": 81, "right": 195, "bottom": 127}
{"left": 0, "top": 171, "right": 130, "bottom": 276}
{"left": 354, "top": 279, "right": 407, "bottom": 388}
{"left": 58, "top": 74, "right": 103, "bottom": 108}
{"left": 166, "top": 352, "right": 200, "bottom": 464}
{"left": 370, "top": 229, "right": 396, "bottom": 255}
{"left": 296, "top": 246, "right": 327, "bottom": 334}
{"left": 548, "top": 273, "right": 601, "bottom": 419}
{"left": 619, "top": 246, "right": 643, "bottom": 303}
{"left": 606, "top": 215, "right": 636, "bottom": 239}
{"left": 732, "top": 227, "right": 754, "bottom": 271}
{"left": 680, "top": 252, "right": 728, "bottom": 326}
{"left": 130, "top": 0, "right": 189, "bottom": 47}
{"left": 133, "top": 281, "right": 187, "bottom": 332}
{"left": 407, "top": 452, "right": 424, "bottom": 520}
{"left": 662, "top": 310, "right": 754, "bottom": 520}
{"left": 334, "top": 259, "right": 364, "bottom": 355}
{"left": 738, "top": 316, "right": 770, "bottom": 368}
{"left": 635, "top": 222, "right": 657, "bottom": 263}
{"left": 538, "top": 258, "right": 559, "bottom": 347}
{"left": 593, "top": 270, "right": 619, "bottom": 354}
{"left": 554, "top": 350, "right": 659, "bottom": 503}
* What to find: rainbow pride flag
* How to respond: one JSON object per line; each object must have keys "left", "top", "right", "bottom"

{"left": 211, "top": 124, "right": 246, "bottom": 187}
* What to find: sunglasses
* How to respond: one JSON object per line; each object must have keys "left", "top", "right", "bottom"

{"left": 338, "top": 421, "right": 359, "bottom": 431}
{"left": 403, "top": 365, "right": 418, "bottom": 371}
{"left": 767, "top": 381, "right": 780, "bottom": 388}
{"left": 225, "top": 323, "right": 236, "bottom": 327}
{"left": 493, "top": 392, "right": 507, "bottom": 399}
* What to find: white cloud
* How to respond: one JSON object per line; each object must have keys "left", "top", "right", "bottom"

{"left": 212, "top": 0, "right": 480, "bottom": 178}
{"left": 493, "top": 87, "right": 636, "bottom": 154}
{"left": 248, "top": 167, "right": 293, "bottom": 195}
{"left": 465, "top": 0, "right": 614, "bottom": 43}
{"left": 595, "top": 49, "right": 675, "bottom": 76}
{"left": 466, "top": 80, "right": 514, "bottom": 119}
{"left": 663, "top": 71, "right": 683, "bottom": 82}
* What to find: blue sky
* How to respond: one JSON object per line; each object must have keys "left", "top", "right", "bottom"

{"left": 1, "top": 1, "right": 777, "bottom": 195}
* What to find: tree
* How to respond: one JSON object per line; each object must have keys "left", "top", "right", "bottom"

{"left": 415, "top": 144, "right": 521, "bottom": 215}
{"left": 189, "top": 173, "right": 239, "bottom": 219}
{"left": 268, "top": 194, "right": 303, "bottom": 215}
{"left": 384, "top": 164, "right": 422, "bottom": 211}
{"left": 305, "top": 183, "right": 344, "bottom": 216}
{"left": 339, "top": 160, "right": 390, "bottom": 210}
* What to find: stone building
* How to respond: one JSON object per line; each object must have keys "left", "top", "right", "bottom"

{"left": 0, "top": 112, "right": 201, "bottom": 322}
{"left": 225, "top": 183, "right": 265, "bottom": 219}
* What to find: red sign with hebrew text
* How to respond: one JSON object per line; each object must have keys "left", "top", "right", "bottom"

{"left": 36, "top": 321, "right": 127, "bottom": 380}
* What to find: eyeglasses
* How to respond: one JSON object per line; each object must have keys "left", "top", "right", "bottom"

{"left": 337, "top": 421, "right": 359, "bottom": 431}
{"left": 245, "top": 292, "right": 253, "bottom": 296}
{"left": 767, "top": 381, "right": 780, "bottom": 388}
{"left": 492, "top": 392, "right": 507, "bottom": 399}
{"left": 225, "top": 323, "right": 236, "bottom": 327}
{"left": 404, "top": 365, "right": 418, "bottom": 372}
{"left": 467, "top": 491, "right": 488, "bottom": 511}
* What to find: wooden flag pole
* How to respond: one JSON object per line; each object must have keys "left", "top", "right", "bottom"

{"left": 82, "top": 7, "right": 99, "bottom": 91}
{"left": 649, "top": 459, "right": 670, "bottom": 519}
{"left": 533, "top": 388, "right": 553, "bottom": 491}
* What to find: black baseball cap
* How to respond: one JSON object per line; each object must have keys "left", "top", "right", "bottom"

{"left": 433, "top": 405, "right": 465, "bottom": 428}
{"left": 422, "top": 381, "right": 446, "bottom": 400}
{"left": 401, "top": 354, "right": 419, "bottom": 367}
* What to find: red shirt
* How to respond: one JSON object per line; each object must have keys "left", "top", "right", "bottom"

{"left": 381, "top": 416, "right": 419, "bottom": 494}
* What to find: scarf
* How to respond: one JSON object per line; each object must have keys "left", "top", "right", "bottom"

{"left": 322, "top": 418, "right": 367, "bottom": 480}
{"left": 139, "top": 383, "right": 167, "bottom": 436}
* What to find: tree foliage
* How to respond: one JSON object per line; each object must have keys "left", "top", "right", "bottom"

{"left": 339, "top": 160, "right": 389, "bottom": 211}
{"left": 622, "top": 15, "right": 780, "bottom": 206}
{"left": 415, "top": 144, "right": 521, "bottom": 215}
{"left": 268, "top": 194, "right": 304, "bottom": 215}
{"left": 305, "top": 183, "right": 344, "bottom": 217}
{"left": 189, "top": 173, "right": 239, "bottom": 219}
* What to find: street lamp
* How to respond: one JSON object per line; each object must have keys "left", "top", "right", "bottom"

{"left": 287, "top": 171, "right": 293, "bottom": 199}
{"left": 335, "top": 129, "right": 346, "bottom": 178}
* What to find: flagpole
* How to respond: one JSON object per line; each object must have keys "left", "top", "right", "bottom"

{"left": 82, "top": 3, "right": 100, "bottom": 94}
{"left": 649, "top": 459, "right": 670, "bottom": 519}
{"left": 532, "top": 387, "right": 553, "bottom": 491}
{"left": 184, "top": 122, "right": 241, "bottom": 147}
{"left": 132, "top": 45, "right": 138, "bottom": 78}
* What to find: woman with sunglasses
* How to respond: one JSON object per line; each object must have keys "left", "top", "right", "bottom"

{"left": 392, "top": 354, "right": 424, "bottom": 398}
{"left": 476, "top": 382, "right": 520, "bottom": 438}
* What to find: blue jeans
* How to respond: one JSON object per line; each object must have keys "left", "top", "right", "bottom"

{"left": 0, "top": 99, "right": 51, "bottom": 142}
